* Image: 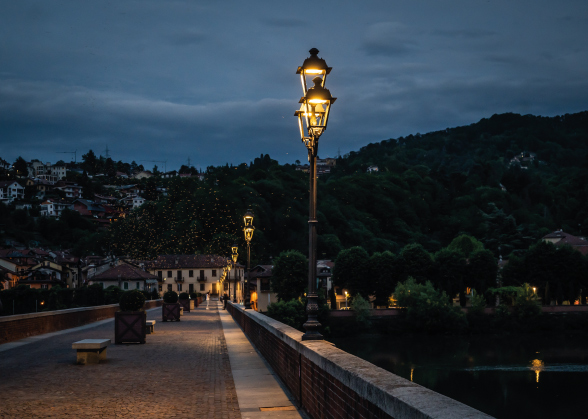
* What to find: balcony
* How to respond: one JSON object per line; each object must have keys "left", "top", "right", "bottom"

{"left": 197, "top": 276, "right": 208, "bottom": 282}
{"left": 175, "top": 277, "right": 184, "bottom": 283}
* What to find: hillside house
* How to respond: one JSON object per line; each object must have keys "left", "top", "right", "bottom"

{"left": 0, "top": 181, "right": 25, "bottom": 203}
{"left": 90, "top": 262, "right": 158, "bottom": 292}
{"left": 542, "top": 230, "right": 588, "bottom": 255}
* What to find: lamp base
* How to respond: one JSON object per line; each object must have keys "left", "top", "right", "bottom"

{"left": 301, "top": 330, "right": 323, "bottom": 341}
{"left": 301, "top": 318, "right": 323, "bottom": 341}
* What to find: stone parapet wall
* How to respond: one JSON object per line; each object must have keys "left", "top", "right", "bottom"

{"left": 0, "top": 299, "right": 162, "bottom": 344}
{"left": 227, "top": 302, "right": 493, "bottom": 419}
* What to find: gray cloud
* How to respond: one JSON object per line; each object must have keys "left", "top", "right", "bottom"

{"left": 0, "top": 0, "right": 587, "bottom": 170}
{"left": 361, "top": 22, "right": 418, "bottom": 56}
{"left": 169, "top": 30, "right": 207, "bottom": 46}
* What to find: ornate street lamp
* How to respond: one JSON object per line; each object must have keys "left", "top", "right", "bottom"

{"left": 231, "top": 242, "right": 239, "bottom": 303}
{"left": 294, "top": 48, "right": 336, "bottom": 341}
{"left": 243, "top": 209, "right": 255, "bottom": 309}
{"left": 294, "top": 48, "right": 337, "bottom": 340}
{"left": 226, "top": 261, "right": 232, "bottom": 299}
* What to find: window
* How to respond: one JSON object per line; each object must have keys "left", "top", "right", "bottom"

{"left": 167, "top": 271, "right": 172, "bottom": 278}
{"left": 261, "top": 279, "right": 270, "bottom": 292}
{"left": 136, "top": 282, "right": 140, "bottom": 289}
{"left": 158, "top": 271, "right": 162, "bottom": 280}
{"left": 200, "top": 283, "right": 205, "bottom": 291}
{"left": 177, "top": 284, "right": 182, "bottom": 292}
{"left": 123, "top": 282, "right": 129, "bottom": 290}
{"left": 189, "top": 270, "right": 194, "bottom": 277}
{"left": 177, "top": 270, "right": 182, "bottom": 281}
{"left": 167, "top": 284, "right": 172, "bottom": 291}
{"left": 41, "top": 284, "right": 48, "bottom": 289}
{"left": 189, "top": 284, "right": 194, "bottom": 293}
{"left": 212, "top": 270, "right": 217, "bottom": 277}
{"left": 200, "top": 270, "right": 204, "bottom": 279}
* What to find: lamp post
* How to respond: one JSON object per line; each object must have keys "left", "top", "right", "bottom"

{"left": 226, "top": 261, "right": 232, "bottom": 300}
{"left": 295, "top": 48, "right": 336, "bottom": 341}
{"left": 243, "top": 210, "right": 255, "bottom": 309}
{"left": 232, "top": 242, "right": 239, "bottom": 303}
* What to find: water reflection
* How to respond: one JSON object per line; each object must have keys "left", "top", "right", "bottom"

{"left": 331, "top": 333, "right": 588, "bottom": 419}
{"left": 530, "top": 359, "right": 544, "bottom": 383}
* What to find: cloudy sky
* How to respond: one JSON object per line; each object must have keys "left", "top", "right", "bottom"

{"left": 1, "top": 0, "right": 587, "bottom": 171}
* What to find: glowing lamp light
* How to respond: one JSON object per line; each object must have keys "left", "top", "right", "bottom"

{"left": 296, "top": 48, "right": 332, "bottom": 93}
{"left": 243, "top": 210, "right": 255, "bottom": 243}
{"left": 295, "top": 76, "right": 336, "bottom": 143}
{"left": 231, "top": 243, "right": 239, "bottom": 263}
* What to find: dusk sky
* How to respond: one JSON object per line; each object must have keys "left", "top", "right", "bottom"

{"left": 1, "top": 0, "right": 587, "bottom": 171}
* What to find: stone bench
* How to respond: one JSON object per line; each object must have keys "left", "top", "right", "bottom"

{"left": 146, "top": 320, "right": 156, "bottom": 334}
{"left": 72, "top": 339, "right": 111, "bottom": 365}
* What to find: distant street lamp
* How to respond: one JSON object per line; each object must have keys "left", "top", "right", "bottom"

{"left": 232, "top": 242, "right": 239, "bottom": 303}
{"left": 243, "top": 210, "right": 255, "bottom": 309}
{"left": 295, "top": 48, "right": 336, "bottom": 341}
{"left": 345, "top": 291, "right": 348, "bottom": 310}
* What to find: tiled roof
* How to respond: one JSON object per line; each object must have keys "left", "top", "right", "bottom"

{"left": 93, "top": 264, "right": 157, "bottom": 281}
{"left": 249, "top": 265, "right": 273, "bottom": 278}
{"left": 141, "top": 254, "right": 230, "bottom": 270}
{"left": 543, "top": 230, "right": 588, "bottom": 255}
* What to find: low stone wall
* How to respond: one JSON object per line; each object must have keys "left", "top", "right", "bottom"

{"left": 0, "top": 299, "right": 162, "bottom": 344}
{"left": 227, "top": 302, "right": 492, "bottom": 419}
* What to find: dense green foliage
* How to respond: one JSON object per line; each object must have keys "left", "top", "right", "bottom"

{"left": 394, "top": 278, "right": 467, "bottom": 332}
{"left": 350, "top": 294, "right": 372, "bottom": 328}
{"left": 270, "top": 250, "right": 308, "bottom": 302}
{"left": 265, "top": 299, "right": 306, "bottom": 330}
{"left": 502, "top": 241, "right": 588, "bottom": 304}
{"left": 119, "top": 289, "right": 146, "bottom": 312}
{"left": 178, "top": 292, "right": 190, "bottom": 300}
{"left": 3, "top": 112, "right": 588, "bottom": 263}
{"left": 163, "top": 290, "right": 178, "bottom": 303}
{"left": 333, "top": 235, "right": 498, "bottom": 307}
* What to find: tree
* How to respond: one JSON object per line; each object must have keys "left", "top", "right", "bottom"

{"left": 369, "top": 251, "right": 399, "bottom": 307}
{"left": 270, "top": 250, "right": 308, "bottom": 302}
{"left": 142, "top": 178, "right": 158, "bottom": 201}
{"left": 433, "top": 248, "right": 466, "bottom": 302}
{"left": 399, "top": 243, "right": 433, "bottom": 283}
{"left": 467, "top": 249, "right": 497, "bottom": 297}
{"left": 332, "top": 247, "right": 370, "bottom": 298}
{"left": 104, "top": 158, "right": 116, "bottom": 177}
{"left": 447, "top": 234, "right": 484, "bottom": 258}
{"left": 82, "top": 150, "right": 98, "bottom": 175}
{"left": 13, "top": 157, "right": 28, "bottom": 177}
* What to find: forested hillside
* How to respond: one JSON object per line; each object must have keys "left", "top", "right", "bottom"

{"left": 107, "top": 111, "right": 588, "bottom": 263}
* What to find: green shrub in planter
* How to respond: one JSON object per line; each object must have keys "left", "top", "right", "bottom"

{"left": 179, "top": 292, "right": 190, "bottom": 300}
{"left": 115, "top": 290, "right": 147, "bottom": 344}
{"left": 151, "top": 289, "right": 160, "bottom": 300}
{"left": 189, "top": 292, "right": 198, "bottom": 300}
{"left": 163, "top": 290, "right": 179, "bottom": 304}
{"left": 120, "top": 290, "right": 146, "bottom": 312}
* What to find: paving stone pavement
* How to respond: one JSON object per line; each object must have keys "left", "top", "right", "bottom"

{"left": 0, "top": 303, "right": 241, "bottom": 419}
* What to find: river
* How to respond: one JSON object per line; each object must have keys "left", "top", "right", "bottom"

{"left": 330, "top": 333, "right": 588, "bottom": 418}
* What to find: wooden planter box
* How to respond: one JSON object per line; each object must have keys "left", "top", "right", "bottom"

{"left": 115, "top": 311, "right": 146, "bottom": 344}
{"left": 179, "top": 299, "right": 194, "bottom": 312}
{"left": 162, "top": 303, "right": 181, "bottom": 322}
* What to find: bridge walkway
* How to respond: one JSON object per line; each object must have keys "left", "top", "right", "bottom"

{"left": 0, "top": 300, "right": 304, "bottom": 419}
